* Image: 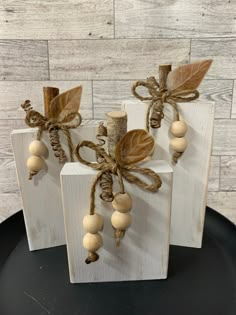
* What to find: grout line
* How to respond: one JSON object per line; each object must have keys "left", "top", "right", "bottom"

{"left": 113, "top": 0, "right": 116, "bottom": 39}
{"left": 91, "top": 80, "right": 94, "bottom": 119}
{"left": 189, "top": 39, "right": 192, "bottom": 63}
{"left": 46, "top": 40, "right": 50, "bottom": 80}
{"left": 230, "top": 80, "right": 235, "bottom": 118}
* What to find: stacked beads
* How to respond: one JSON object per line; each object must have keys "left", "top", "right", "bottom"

{"left": 82, "top": 213, "right": 104, "bottom": 263}
{"left": 111, "top": 192, "right": 132, "bottom": 246}
{"left": 27, "top": 140, "right": 47, "bottom": 179}
{"left": 170, "top": 120, "right": 188, "bottom": 153}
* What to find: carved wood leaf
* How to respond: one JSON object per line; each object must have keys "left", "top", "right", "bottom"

{"left": 115, "top": 129, "right": 155, "bottom": 165}
{"left": 166, "top": 59, "right": 212, "bottom": 92}
{"left": 49, "top": 86, "right": 82, "bottom": 121}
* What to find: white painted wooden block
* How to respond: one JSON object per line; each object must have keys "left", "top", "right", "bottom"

{"left": 60, "top": 160, "right": 173, "bottom": 283}
{"left": 122, "top": 100, "right": 215, "bottom": 248}
{"left": 11, "top": 122, "right": 99, "bottom": 251}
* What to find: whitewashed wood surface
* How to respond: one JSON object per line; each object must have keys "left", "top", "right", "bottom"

{"left": 11, "top": 123, "right": 99, "bottom": 250}
{"left": 122, "top": 100, "right": 215, "bottom": 248}
{"left": 61, "top": 160, "right": 173, "bottom": 283}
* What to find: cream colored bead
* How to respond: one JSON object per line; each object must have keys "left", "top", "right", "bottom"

{"left": 83, "top": 214, "right": 104, "bottom": 234}
{"left": 26, "top": 156, "right": 45, "bottom": 172}
{"left": 170, "top": 121, "right": 187, "bottom": 138}
{"left": 83, "top": 233, "right": 103, "bottom": 252}
{"left": 170, "top": 137, "right": 188, "bottom": 153}
{"left": 29, "top": 140, "right": 47, "bottom": 156}
{"left": 112, "top": 192, "right": 132, "bottom": 213}
{"left": 111, "top": 211, "right": 132, "bottom": 230}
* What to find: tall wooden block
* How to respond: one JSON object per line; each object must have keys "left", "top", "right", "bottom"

{"left": 11, "top": 122, "right": 99, "bottom": 251}
{"left": 122, "top": 100, "right": 215, "bottom": 248}
{"left": 61, "top": 160, "right": 173, "bottom": 283}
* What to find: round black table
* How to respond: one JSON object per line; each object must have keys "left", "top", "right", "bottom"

{"left": 0, "top": 207, "right": 235, "bottom": 315}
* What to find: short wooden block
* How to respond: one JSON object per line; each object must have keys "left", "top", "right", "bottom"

{"left": 11, "top": 122, "right": 99, "bottom": 251}
{"left": 122, "top": 100, "right": 215, "bottom": 248}
{"left": 60, "top": 160, "right": 173, "bottom": 283}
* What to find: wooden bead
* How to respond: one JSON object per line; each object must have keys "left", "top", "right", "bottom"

{"left": 83, "top": 233, "right": 103, "bottom": 252}
{"left": 111, "top": 211, "right": 132, "bottom": 230}
{"left": 170, "top": 137, "right": 188, "bottom": 153}
{"left": 29, "top": 140, "right": 47, "bottom": 156}
{"left": 170, "top": 121, "right": 187, "bottom": 137}
{"left": 112, "top": 192, "right": 132, "bottom": 213}
{"left": 83, "top": 214, "right": 104, "bottom": 234}
{"left": 26, "top": 156, "right": 45, "bottom": 172}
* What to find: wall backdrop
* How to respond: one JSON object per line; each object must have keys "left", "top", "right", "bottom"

{"left": 0, "top": 0, "right": 235, "bottom": 223}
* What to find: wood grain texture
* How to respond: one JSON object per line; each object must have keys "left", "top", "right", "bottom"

{"left": 220, "top": 156, "right": 236, "bottom": 190}
{"left": 11, "top": 123, "right": 99, "bottom": 250}
{"left": 61, "top": 160, "right": 173, "bottom": 283}
{"left": 93, "top": 79, "right": 233, "bottom": 119}
{"left": 123, "top": 100, "right": 215, "bottom": 248}
{"left": 0, "top": 40, "right": 48, "bottom": 80}
{"left": 231, "top": 81, "right": 236, "bottom": 118}
{"left": 208, "top": 156, "right": 220, "bottom": 192}
{"left": 0, "top": 81, "right": 93, "bottom": 120}
{"left": 207, "top": 192, "right": 236, "bottom": 224}
{"left": 212, "top": 120, "right": 236, "bottom": 155}
{"left": 115, "top": 0, "right": 236, "bottom": 38}
{"left": 191, "top": 39, "right": 236, "bottom": 79}
{"left": 0, "top": 0, "right": 113, "bottom": 40}
{"left": 0, "top": 193, "right": 21, "bottom": 223}
{"left": 49, "top": 39, "right": 190, "bottom": 80}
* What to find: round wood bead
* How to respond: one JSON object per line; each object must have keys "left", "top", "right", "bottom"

{"left": 170, "top": 121, "right": 187, "bottom": 137}
{"left": 26, "top": 156, "right": 45, "bottom": 172}
{"left": 83, "top": 233, "right": 103, "bottom": 252}
{"left": 29, "top": 140, "right": 47, "bottom": 156}
{"left": 170, "top": 137, "right": 188, "bottom": 153}
{"left": 111, "top": 211, "right": 132, "bottom": 230}
{"left": 83, "top": 214, "right": 104, "bottom": 234}
{"left": 112, "top": 192, "right": 132, "bottom": 213}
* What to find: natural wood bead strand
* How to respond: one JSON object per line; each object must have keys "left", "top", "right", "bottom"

{"left": 26, "top": 155, "right": 45, "bottom": 172}
{"left": 111, "top": 211, "right": 132, "bottom": 230}
{"left": 83, "top": 233, "right": 103, "bottom": 252}
{"left": 83, "top": 213, "right": 104, "bottom": 234}
{"left": 170, "top": 137, "right": 188, "bottom": 153}
{"left": 112, "top": 192, "right": 132, "bottom": 213}
{"left": 29, "top": 140, "right": 48, "bottom": 156}
{"left": 170, "top": 121, "right": 187, "bottom": 138}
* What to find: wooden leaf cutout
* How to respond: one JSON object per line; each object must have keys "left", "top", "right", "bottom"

{"left": 166, "top": 59, "right": 212, "bottom": 92}
{"left": 115, "top": 129, "right": 155, "bottom": 165}
{"left": 49, "top": 86, "right": 82, "bottom": 121}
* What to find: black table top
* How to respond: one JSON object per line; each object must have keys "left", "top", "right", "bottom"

{"left": 0, "top": 207, "right": 235, "bottom": 315}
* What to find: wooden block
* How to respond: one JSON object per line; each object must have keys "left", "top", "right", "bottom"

{"left": 61, "top": 160, "right": 173, "bottom": 283}
{"left": 11, "top": 122, "right": 99, "bottom": 251}
{"left": 0, "top": 40, "right": 48, "bottom": 80}
{"left": 0, "top": 0, "right": 113, "bottom": 39}
{"left": 49, "top": 39, "right": 190, "bottom": 80}
{"left": 115, "top": 0, "right": 235, "bottom": 38}
{"left": 191, "top": 39, "right": 236, "bottom": 79}
{"left": 122, "top": 100, "right": 215, "bottom": 248}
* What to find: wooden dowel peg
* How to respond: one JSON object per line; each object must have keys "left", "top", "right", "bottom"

{"left": 106, "top": 111, "right": 127, "bottom": 160}
{"left": 43, "top": 86, "right": 59, "bottom": 117}
{"left": 159, "top": 64, "right": 172, "bottom": 90}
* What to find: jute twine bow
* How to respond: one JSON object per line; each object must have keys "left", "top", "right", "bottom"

{"left": 132, "top": 76, "right": 199, "bottom": 132}
{"left": 21, "top": 100, "right": 81, "bottom": 178}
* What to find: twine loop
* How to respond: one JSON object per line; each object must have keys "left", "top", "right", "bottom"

{"left": 132, "top": 76, "right": 199, "bottom": 131}
{"left": 75, "top": 140, "right": 162, "bottom": 215}
{"left": 21, "top": 100, "right": 81, "bottom": 163}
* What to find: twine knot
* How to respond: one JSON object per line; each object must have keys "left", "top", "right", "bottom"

{"left": 132, "top": 77, "right": 199, "bottom": 131}
{"left": 21, "top": 100, "right": 81, "bottom": 163}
